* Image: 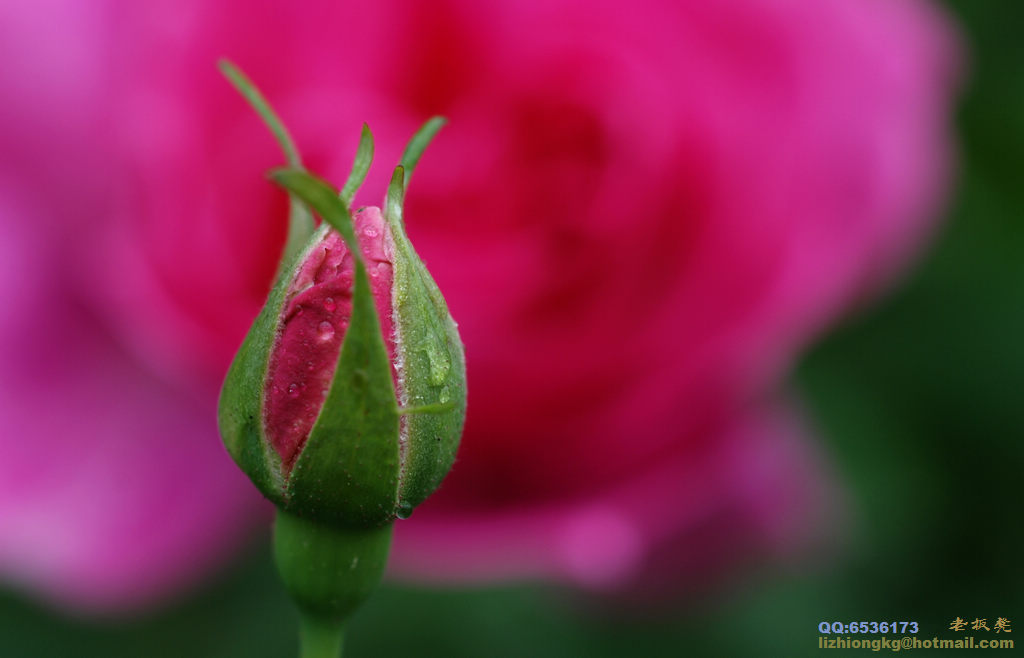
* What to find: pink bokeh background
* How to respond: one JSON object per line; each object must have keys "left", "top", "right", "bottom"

{"left": 0, "top": 0, "right": 959, "bottom": 611}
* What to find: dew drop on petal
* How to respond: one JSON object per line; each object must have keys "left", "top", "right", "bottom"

{"left": 317, "top": 321, "right": 335, "bottom": 341}
{"left": 324, "top": 297, "right": 336, "bottom": 312}
{"left": 287, "top": 383, "right": 300, "bottom": 398}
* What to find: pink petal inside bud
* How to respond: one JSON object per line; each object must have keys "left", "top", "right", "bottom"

{"left": 263, "top": 207, "right": 395, "bottom": 471}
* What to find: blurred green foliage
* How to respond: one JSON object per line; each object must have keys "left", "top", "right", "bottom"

{"left": 1, "top": 1, "right": 1020, "bottom": 655}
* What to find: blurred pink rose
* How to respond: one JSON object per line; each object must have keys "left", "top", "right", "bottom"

{"left": 0, "top": 0, "right": 958, "bottom": 610}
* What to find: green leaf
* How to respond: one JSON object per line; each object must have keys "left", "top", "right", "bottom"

{"left": 399, "top": 116, "right": 446, "bottom": 189}
{"left": 340, "top": 124, "right": 375, "bottom": 206}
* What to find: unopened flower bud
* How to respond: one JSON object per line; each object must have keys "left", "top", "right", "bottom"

{"left": 218, "top": 121, "right": 466, "bottom": 529}
{"left": 214, "top": 62, "right": 466, "bottom": 651}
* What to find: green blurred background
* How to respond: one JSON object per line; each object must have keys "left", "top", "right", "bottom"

{"left": 1, "top": 1, "right": 1021, "bottom": 655}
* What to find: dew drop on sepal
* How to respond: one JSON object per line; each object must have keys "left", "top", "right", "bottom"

{"left": 424, "top": 345, "right": 450, "bottom": 385}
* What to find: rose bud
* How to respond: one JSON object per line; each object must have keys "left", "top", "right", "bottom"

{"left": 213, "top": 62, "right": 466, "bottom": 650}
{"left": 217, "top": 111, "right": 466, "bottom": 531}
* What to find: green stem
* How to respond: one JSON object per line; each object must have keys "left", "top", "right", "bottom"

{"left": 273, "top": 509, "right": 393, "bottom": 658}
{"left": 299, "top": 614, "right": 345, "bottom": 658}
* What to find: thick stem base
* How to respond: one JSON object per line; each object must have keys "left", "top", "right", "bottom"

{"left": 273, "top": 509, "right": 393, "bottom": 658}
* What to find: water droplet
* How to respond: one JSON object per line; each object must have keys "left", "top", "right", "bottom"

{"left": 306, "top": 361, "right": 315, "bottom": 372}
{"left": 425, "top": 345, "right": 451, "bottom": 385}
{"left": 287, "top": 383, "right": 301, "bottom": 398}
{"left": 323, "top": 297, "right": 336, "bottom": 312}
{"left": 317, "top": 321, "right": 335, "bottom": 340}
{"left": 396, "top": 501, "right": 414, "bottom": 520}
{"left": 439, "top": 386, "right": 451, "bottom": 404}
{"left": 364, "top": 226, "right": 378, "bottom": 237}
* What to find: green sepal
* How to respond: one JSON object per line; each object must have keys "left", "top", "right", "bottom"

{"left": 286, "top": 259, "right": 401, "bottom": 527}
{"left": 219, "top": 59, "right": 313, "bottom": 268}
{"left": 217, "top": 246, "right": 299, "bottom": 507}
{"left": 399, "top": 116, "right": 446, "bottom": 190}
{"left": 270, "top": 169, "right": 360, "bottom": 259}
{"left": 272, "top": 171, "right": 402, "bottom": 527}
{"left": 340, "top": 124, "right": 374, "bottom": 206}
{"left": 218, "top": 60, "right": 302, "bottom": 167}
{"left": 384, "top": 165, "right": 468, "bottom": 513}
